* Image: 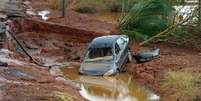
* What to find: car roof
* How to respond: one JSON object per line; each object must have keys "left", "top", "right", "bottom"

{"left": 89, "top": 35, "right": 121, "bottom": 49}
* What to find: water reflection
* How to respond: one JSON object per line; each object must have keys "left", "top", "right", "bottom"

{"left": 62, "top": 66, "right": 160, "bottom": 101}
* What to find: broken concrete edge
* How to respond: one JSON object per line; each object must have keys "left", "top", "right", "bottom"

{"left": 0, "top": 13, "right": 7, "bottom": 19}
{"left": 1, "top": 19, "right": 83, "bottom": 91}
{"left": 12, "top": 18, "right": 109, "bottom": 43}
{"left": 0, "top": 0, "right": 25, "bottom": 18}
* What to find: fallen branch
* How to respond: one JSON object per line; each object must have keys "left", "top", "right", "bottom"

{"left": 140, "top": 8, "right": 197, "bottom": 46}
{"left": 139, "top": 24, "right": 177, "bottom": 46}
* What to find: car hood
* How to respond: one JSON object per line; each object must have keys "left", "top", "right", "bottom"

{"left": 79, "top": 63, "right": 113, "bottom": 76}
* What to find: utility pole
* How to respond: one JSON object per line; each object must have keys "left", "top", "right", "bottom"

{"left": 199, "top": 0, "right": 201, "bottom": 27}
{"left": 62, "top": 0, "right": 66, "bottom": 17}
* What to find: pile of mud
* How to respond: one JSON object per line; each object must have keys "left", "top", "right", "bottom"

{"left": 17, "top": 32, "right": 87, "bottom": 66}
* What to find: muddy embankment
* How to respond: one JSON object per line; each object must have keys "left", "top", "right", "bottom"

{"left": 12, "top": 18, "right": 106, "bottom": 43}
{"left": 3, "top": 11, "right": 120, "bottom": 100}
{"left": 9, "top": 18, "right": 201, "bottom": 101}
{"left": 0, "top": 17, "right": 111, "bottom": 101}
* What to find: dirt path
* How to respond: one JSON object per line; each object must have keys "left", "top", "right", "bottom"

{"left": 27, "top": 0, "right": 118, "bottom": 35}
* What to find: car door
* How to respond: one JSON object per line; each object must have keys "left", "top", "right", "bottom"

{"left": 116, "top": 37, "right": 128, "bottom": 69}
{"left": 114, "top": 43, "right": 121, "bottom": 69}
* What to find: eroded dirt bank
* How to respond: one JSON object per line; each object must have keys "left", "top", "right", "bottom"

{"left": 127, "top": 43, "right": 201, "bottom": 101}
{"left": 25, "top": 0, "right": 118, "bottom": 35}
{"left": 5, "top": 17, "right": 201, "bottom": 101}
{"left": 0, "top": 49, "right": 85, "bottom": 101}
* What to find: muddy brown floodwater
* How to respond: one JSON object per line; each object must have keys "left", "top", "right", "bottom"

{"left": 62, "top": 65, "right": 160, "bottom": 101}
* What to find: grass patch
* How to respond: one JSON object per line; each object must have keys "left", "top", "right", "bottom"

{"left": 72, "top": 0, "right": 105, "bottom": 13}
{"left": 75, "top": 6, "right": 97, "bottom": 13}
{"left": 71, "top": 0, "right": 137, "bottom": 13}
{"left": 54, "top": 91, "right": 75, "bottom": 101}
{"left": 161, "top": 69, "right": 201, "bottom": 101}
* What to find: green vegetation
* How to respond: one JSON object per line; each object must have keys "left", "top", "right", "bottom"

{"left": 48, "top": 0, "right": 201, "bottom": 46}
{"left": 161, "top": 70, "right": 201, "bottom": 101}
{"left": 75, "top": 6, "right": 97, "bottom": 13}
{"left": 71, "top": 0, "right": 105, "bottom": 13}
{"left": 71, "top": 0, "right": 137, "bottom": 13}
{"left": 120, "top": 0, "right": 174, "bottom": 41}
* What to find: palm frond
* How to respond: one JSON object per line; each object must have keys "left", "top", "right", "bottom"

{"left": 120, "top": 0, "right": 174, "bottom": 41}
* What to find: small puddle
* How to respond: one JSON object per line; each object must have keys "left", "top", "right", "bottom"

{"left": 62, "top": 66, "right": 160, "bottom": 101}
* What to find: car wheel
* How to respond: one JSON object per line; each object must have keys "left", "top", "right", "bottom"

{"left": 117, "top": 68, "right": 121, "bottom": 73}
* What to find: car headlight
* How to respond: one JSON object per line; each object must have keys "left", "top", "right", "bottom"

{"left": 104, "top": 69, "right": 114, "bottom": 76}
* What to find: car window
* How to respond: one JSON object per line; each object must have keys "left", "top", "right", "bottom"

{"left": 88, "top": 47, "right": 113, "bottom": 59}
{"left": 115, "top": 43, "right": 120, "bottom": 55}
{"left": 117, "top": 38, "right": 126, "bottom": 50}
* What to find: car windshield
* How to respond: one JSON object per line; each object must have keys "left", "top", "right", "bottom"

{"left": 85, "top": 47, "right": 113, "bottom": 62}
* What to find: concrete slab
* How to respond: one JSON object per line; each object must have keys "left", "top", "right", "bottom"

{"left": 0, "top": 0, "right": 7, "bottom": 11}
{"left": 0, "top": 0, "right": 24, "bottom": 17}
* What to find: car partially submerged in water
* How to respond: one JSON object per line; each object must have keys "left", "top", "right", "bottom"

{"left": 79, "top": 35, "right": 132, "bottom": 76}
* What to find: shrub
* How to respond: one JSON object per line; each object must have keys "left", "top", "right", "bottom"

{"left": 75, "top": 6, "right": 97, "bottom": 13}
{"left": 161, "top": 70, "right": 201, "bottom": 101}
{"left": 106, "top": 0, "right": 121, "bottom": 12}
{"left": 71, "top": 0, "right": 104, "bottom": 13}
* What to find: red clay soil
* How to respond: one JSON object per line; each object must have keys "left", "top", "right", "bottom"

{"left": 16, "top": 31, "right": 88, "bottom": 62}
{"left": 126, "top": 43, "right": 201, "bottom": 100}
{"left": 0, "top": 61, "right": 85, "bottom": 101}
{"left": 12, "top": 1, "right": 200, "bottom": 100}
{"left": 12, "top": 18, "right": 103, "bottom": 43}
{"left": 26, "top": 0, "right": 118, "bottom": 35}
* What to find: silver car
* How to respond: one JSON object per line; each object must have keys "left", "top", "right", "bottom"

{"left": 79, "top": 35, "right": 132, "bottom": 76}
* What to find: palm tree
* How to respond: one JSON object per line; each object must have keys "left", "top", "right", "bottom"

{"left": 120, "top": 0, "right": 174, "bottom": 41}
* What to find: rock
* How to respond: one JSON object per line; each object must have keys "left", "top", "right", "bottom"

{"left": 55, "top": 77, "right": 79, "bottom": 88}
{"left": 0, "top": 13, "right": 7, "bottom": 19}
{"left": 145, "top": 66, "right": 153, "bottom": 70}
{"left": 71, "top": 51, "right": 80, "bottom": 60}
{"left": 23, "top": 1, "right": 31, "bottom": 5}
{"left": 136, "top": 67, "right": 145, "bottom": 74}
{"left": 39, "top": 48, "right": 48, "bottom": 54}
{"left": 55, "top": 77, "right": 71, "bottom": 84}
{"left": 1, "top": 0, "right": 25, "bottom": 17}
{"left": 0, "top": 62, "right": 8, "bottom": 67}
{"left": 140, "top": 72, "right": 155, "bottom": 83}
{"left": 49, "top": 66, "right": 63, "bottom": 77}
{"left": 72, "top": 55, "right": 80, "bottom": 60}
